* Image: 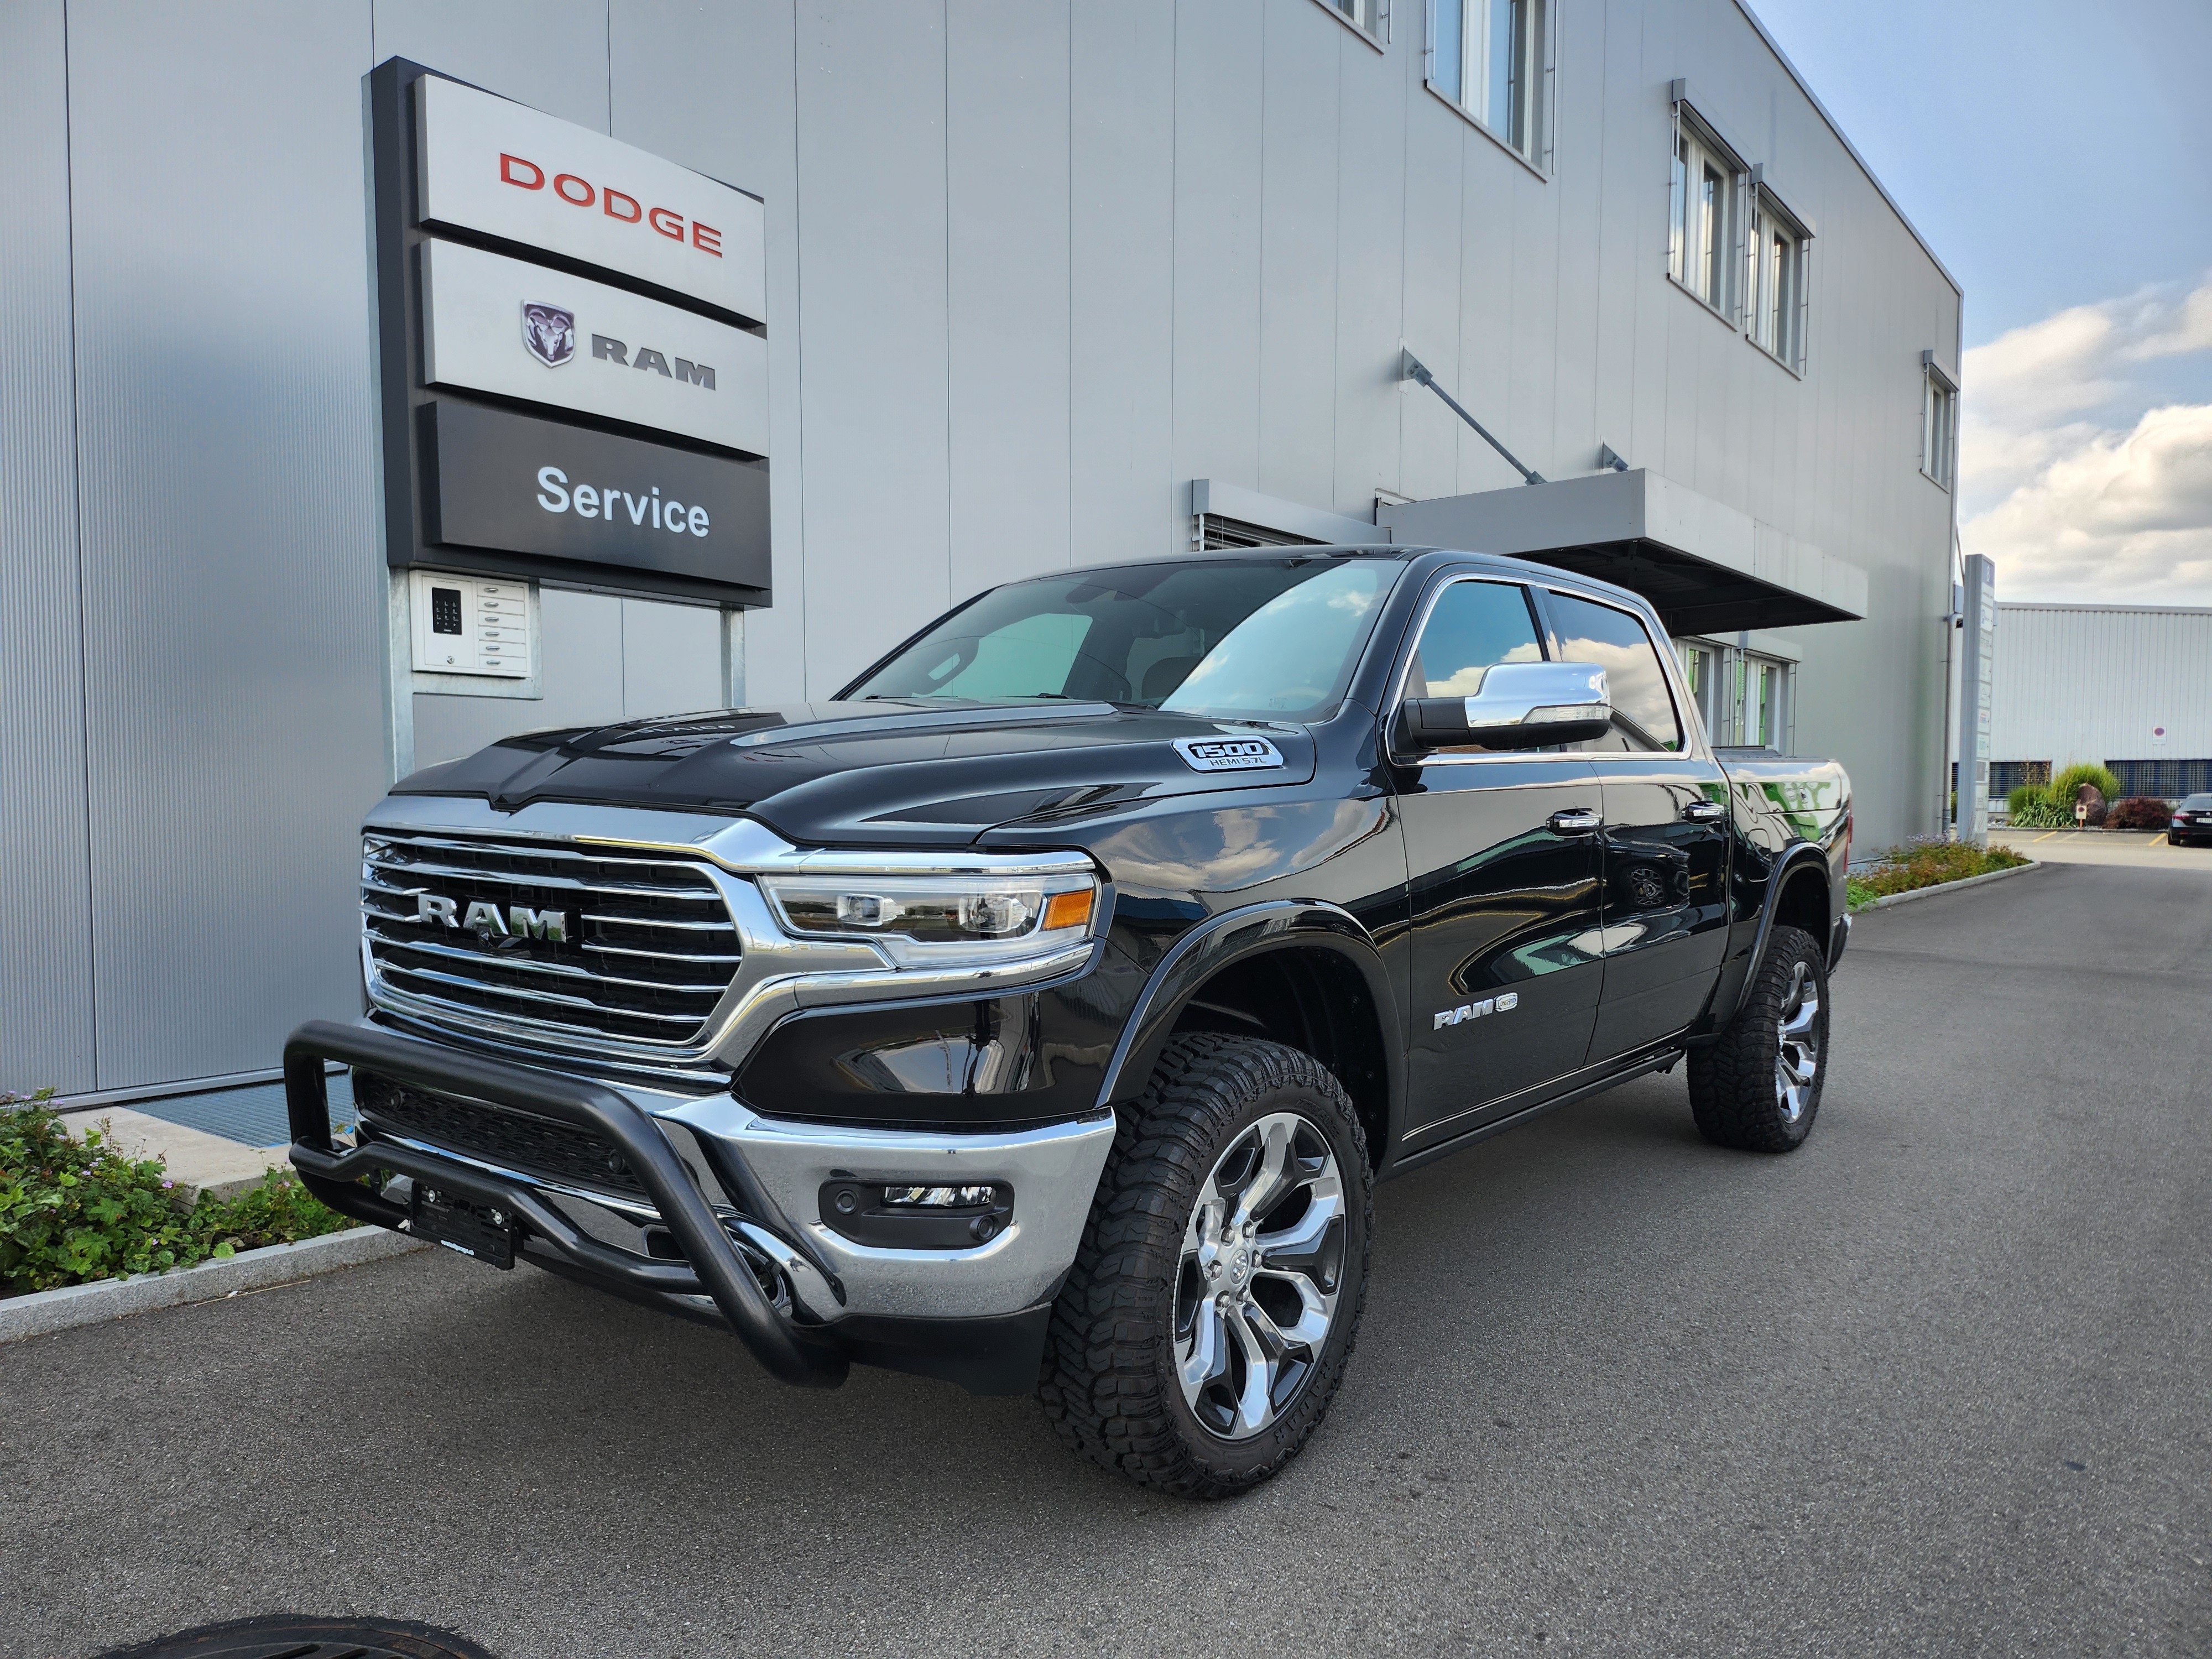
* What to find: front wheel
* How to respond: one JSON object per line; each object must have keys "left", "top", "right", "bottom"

{"left": 1688, "top": 923, "right": 1830, "bottom": 1152}
{"left": 1037, "top": 1034, "right": 1372, "bottom": 1498}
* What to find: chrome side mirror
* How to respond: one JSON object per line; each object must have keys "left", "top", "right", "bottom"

{"left": 1396, "top": 661, "right": 1613, "bottom": 754}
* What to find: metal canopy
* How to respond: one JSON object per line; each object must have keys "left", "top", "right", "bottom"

{"left": 1496, "top": 536, "right": 1856, "bottom": 634}
{"left": 1378, "top": 469, "right": 1867, "bottom": 637}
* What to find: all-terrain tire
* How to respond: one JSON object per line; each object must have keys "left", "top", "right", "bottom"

{"left": 1688, "top": 923, "right": 1830, "bottom": 1152}
{"left": 1036, "top": 1033, "right": 1373, "bottom": 1498}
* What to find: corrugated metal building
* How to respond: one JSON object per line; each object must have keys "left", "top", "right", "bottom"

{"left": 1, "top": 0, "right": 1960, "bottom": 1105}
{"left": 1989, "top": 603, "right": 2212, "bottom": 802}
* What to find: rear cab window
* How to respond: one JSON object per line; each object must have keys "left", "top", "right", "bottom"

{"left": 1541, "top": 590, "right": 1685, "bottom": 753}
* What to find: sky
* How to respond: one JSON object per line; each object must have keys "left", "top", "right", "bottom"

{"left": 1750, "top": 0, "right": 2212, "bottom": 605}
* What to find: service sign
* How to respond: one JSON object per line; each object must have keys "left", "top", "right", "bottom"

{"left": 420, "top": 239, "right": 767, "bottom": 456}
{"left": 415, "top": 73, "right": 765, "bottom": 326}
{"left": 421, "top": 401, "right": 768, "bottom": 595}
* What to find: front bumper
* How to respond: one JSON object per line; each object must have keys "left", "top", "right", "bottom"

{"left": 285, "top": 1019, "right": 1115, "bottom": 1394}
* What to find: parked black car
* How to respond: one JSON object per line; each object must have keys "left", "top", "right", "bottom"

{"left": 287, "top": 546, "right": 1850, "bottom": 1496}
{"left": 2169, "top": 793, "right": 2212, "bottom": 846}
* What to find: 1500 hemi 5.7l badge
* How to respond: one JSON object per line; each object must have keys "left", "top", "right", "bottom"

{"left": 1173, "top": 736, "right": 1286, "bottom": 773}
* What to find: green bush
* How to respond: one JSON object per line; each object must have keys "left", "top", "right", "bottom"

{"left": 1847, "top": 838, "right": 2030, "bottom": 910}
{"left": 2050, "top": 761, "right": 2122, "bottom": 807}
{"left": 0, "top": 1093, "right": 354, "bottom": 1297}
{"left": 2006, "top": 784, "right": 2072, "bottom": 827}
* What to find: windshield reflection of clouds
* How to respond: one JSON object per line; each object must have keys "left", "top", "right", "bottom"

{"left": 1163, "top": 566, "right": 1387, "bottom": 717}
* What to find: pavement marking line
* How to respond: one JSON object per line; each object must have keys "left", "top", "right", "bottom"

{"left": 2034, "top": 830, "right": 2059, "bottom": 842}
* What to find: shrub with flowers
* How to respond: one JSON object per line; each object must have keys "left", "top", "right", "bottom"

{"left": 0, "top": 1092, "right": 352, "bottom": 1297}
{"left": 1846, "top": 837, "right": 2029, "bottom": 910}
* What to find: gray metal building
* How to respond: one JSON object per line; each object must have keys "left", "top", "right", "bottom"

{"left": 1988, "top": 603, "right": 2212, "bottom": 804}
{"left": 1, "top": 0, "right": 1960, "bottom": 1104}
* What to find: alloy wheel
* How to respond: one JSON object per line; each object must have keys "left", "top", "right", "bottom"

{"left": 1773, "top": 961, "right": 1821, "bottom": 1122}
{"left": 1173, "top": 1111, "right": 1347, "bottom": 1441}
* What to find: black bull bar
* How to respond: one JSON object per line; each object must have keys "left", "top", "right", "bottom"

{"left": 284, "top": 1019, "right": 847, "bottom": 1388}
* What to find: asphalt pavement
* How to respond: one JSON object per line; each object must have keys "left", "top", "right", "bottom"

{"left": 6, "top": 859, "right": 2209, "bottom": 1658}
{"left": 1994, "top": 827, "right": 2210, "bottom": 870}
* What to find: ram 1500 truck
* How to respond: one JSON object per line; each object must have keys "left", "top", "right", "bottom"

{"left": 288, "top": 546, "right": 1849, "bottom": 1497}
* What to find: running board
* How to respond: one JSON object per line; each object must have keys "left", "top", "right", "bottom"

{"left": 1384, "top": 1048, "right": 1683, "bottom": 1177}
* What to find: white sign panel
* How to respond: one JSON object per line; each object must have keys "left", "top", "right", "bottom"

{"left": 420, "top": 239, "right": 767, "bottom": 456}
{"left": 415, "top": 74, "right": 765, "bottom": 326}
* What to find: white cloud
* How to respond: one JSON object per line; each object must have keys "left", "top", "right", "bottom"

{"left": 1961, "top": 274, "right": 2212, "bottom": 602}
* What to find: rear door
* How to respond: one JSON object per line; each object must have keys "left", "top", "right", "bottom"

{"left": 1391, "top": 577, "right": 1608, "bottom": 1144}
{"left": 1537, "top": 588, "right": 1730, "bottom": 1061}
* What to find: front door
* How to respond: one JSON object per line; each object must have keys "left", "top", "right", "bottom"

{"left": 1391, "top": 577, "right": 1609, "bottom": 1145}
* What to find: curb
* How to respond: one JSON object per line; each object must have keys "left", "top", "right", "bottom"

{"left": 1856, "top": 858, "right": 2042, "bottom": 913}
{"left": 0, "top": 1225, "right": 427, "bottom": 1345}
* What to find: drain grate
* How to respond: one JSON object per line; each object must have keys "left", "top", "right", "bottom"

{"left": 90, "top": 1615, "right": 500, "bottom": 1659}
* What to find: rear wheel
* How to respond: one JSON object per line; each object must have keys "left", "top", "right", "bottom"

{"left": 1037, "top": 1034, "right": 1371, "bottom": 1498}
{"left": 1688, "top": 924, "right": 1829, "bottom": 1152}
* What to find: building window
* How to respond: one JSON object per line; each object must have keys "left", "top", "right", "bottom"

{"left": 1741, "top": 656, "right": 1788, "bottom": 750}
{"left": 1322, "top": 0, "right": 1385, "bottom": 40}
{"left": 1430, "top": 0, "right": 1548, "bottom": 164}
{"left": 1677, "top": 641, "right": 1720, "bottom": 740}
{"left": 1923, "top": 356, "right": 1958, "bottom": 488}
{"left": 1747, "top": 187, "right": 1809, "bottom": 370}
{"left": 1669, "top": 108, "right": 1742, "bottom": 319}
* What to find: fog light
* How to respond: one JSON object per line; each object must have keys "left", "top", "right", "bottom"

{"left": 882, "top": 1183, "right": 996, "bottom": 1208}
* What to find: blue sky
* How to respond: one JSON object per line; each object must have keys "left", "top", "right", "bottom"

{"left": 1753, "top": 0, "right": 2212, "bottom": 603}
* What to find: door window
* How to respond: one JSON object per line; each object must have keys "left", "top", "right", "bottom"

{"left": 1544, "top": 592, "right": 1684, "bottom": 752}
{"left": 1405, "top": 580, "right": 1545, "bottom": 699}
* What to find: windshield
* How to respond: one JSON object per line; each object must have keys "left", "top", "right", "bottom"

{"left": 842, "top": 558, "right": 1399, "bottom": 721}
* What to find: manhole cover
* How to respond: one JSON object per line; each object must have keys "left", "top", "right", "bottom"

{"left": 91, "top": 1616, "right": 500, "bottom": 1659}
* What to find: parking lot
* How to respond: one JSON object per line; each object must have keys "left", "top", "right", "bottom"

{"left": 6, "top": 857, "right": 2209, "bottom": 1659}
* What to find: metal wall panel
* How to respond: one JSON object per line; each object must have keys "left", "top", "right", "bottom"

{"left": 1068, "top": 0, "right": 1177, "bottom": 565}
{"left": 0, "top": 0, "right": 97, "bottom": 1096}
{"left": 611, "top": 0, "right": 809, "bottom": 706}
{"left": 1453, "top": 88, "right": 1526, "bottom": 496}
{"left": 67, "top": 0, "right": 389, "bottom": 1089}
{"left": 372, "top": 0, "right": 612, "bottom": 132}
{"left": 1256, "top": 2, "right": 1340, "bottom": 513}
{"left": 619, "top": 597, "right": 724, "bottom": 718}
{"left": 947, "top": 0, "right": 1073, "bottom": 599}
{"left": 1395, "top": 68, "right": 1465, "bottom": 505}
{"left": 1990, "top": 606, "right": 2212, "bottom": 768}
{"left": 792, "top": 0, "right": 952, "bottom": 698}
{"left": 1170, "top": 0, "right": 1265, "bottom": 494}
{"left": 1330, "top": 12, "right": 1408, "bottom": 518}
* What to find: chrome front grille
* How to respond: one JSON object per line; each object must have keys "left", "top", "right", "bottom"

{"left": 362, "top": 830, "right": 739, "bottom": 1052}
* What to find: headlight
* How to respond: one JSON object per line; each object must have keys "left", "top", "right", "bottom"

{"left": 758, "top": 871, "right": 1099, "bottom": 965}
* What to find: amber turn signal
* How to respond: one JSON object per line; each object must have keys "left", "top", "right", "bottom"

{"left": 1041, "top": 888, "right": 1094, "bottom": 932}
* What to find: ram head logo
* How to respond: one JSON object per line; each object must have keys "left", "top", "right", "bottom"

{"left": 521, "top": 302, "right": 576, "bottom": 368}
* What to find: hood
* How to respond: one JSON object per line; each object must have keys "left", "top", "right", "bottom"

{"left": 394, "top": 699, "right": 1319, "bottom": 846}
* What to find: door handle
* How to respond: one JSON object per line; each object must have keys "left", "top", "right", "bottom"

{"left": 1549, "top": 808, "right": 1603, "bottom": 834}
{"left": 1682, "top": 801, "right": 1728, "bottom": 823}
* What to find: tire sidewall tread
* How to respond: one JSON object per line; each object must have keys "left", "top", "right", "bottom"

{"left": 1687, "top": 923, "right": 1830, "bottom": 1154}
{"left": 1036, "top": 1032, "right": 1373, "bottom": 1499}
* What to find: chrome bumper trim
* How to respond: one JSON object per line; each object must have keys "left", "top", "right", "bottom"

{"left": 659, "top": 1094, "right": 1118, "bottom": 1320}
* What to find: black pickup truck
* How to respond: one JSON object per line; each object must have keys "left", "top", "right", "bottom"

{"left": 288, "top": 545, "right": 1849, "bottom": 1497}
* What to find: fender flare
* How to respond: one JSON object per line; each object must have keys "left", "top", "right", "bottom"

{"left": 1094, "top": 900, "right": 1406, "bottom": 1160}
{"left": 1697, "top": 842, "right": 1835, "bottom": 1038}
